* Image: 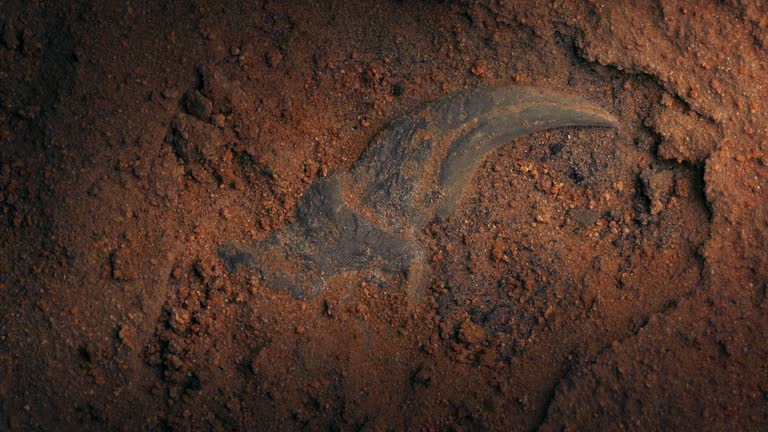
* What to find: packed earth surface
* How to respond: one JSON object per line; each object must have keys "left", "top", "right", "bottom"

{"left": 1, "top": 0, "right": 767, "bottom": 430}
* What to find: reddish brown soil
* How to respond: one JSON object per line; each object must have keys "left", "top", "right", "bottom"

{"left": 1, "top": 1, "right": 767, "bottom": 430}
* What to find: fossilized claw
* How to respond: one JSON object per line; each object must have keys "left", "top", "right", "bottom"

{"left": 220, "top": 86, "right": 618, "bottom": 300}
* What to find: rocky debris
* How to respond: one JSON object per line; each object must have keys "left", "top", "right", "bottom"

{"left": 212, "top": 113, "right": 226, "bottom": 128}
{"left": 458, "top": 320, "right": 485, "bottom": 345}
{"left": 471, "top": 59, "right": 488, "bottom": 77}
{"left": 640, "top": 167, "right": 675, "bottom": 215}
{"left": 491, "top": 239, "right": 505, "bottom": 261}
{"left": 170, "top": 114, "right": 225, "bottom": 164}
{"left": 170, "top": 307, "right": 191, "bottom": 333}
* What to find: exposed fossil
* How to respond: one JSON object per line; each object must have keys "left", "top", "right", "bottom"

{"left": 219, "top": 86, "right": 618, "bottom": 301}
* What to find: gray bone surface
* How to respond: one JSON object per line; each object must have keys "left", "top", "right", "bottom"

{"left": 219, "top": 86, "right": 618, "bottom": 299}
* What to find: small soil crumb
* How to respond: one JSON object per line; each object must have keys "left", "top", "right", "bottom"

{"left": 491, "top": 239, "right": 505, "bottom": 261}
{"left": 118, "top": 325, "right": 140, "bottom": 351}
{"left": 170, "top": 307, "right": 190, "bottom": 333}
{"left": 640, "top": 168, "right": 675, "bottom": 215}
{"left": 458, "top": 320, "right": 485, "bottom": 345}
{"left": 266, "top": 48, "right": 283, "bottom": 67}
{"left": 471, "top": 59, "right": 488, "bottom": 77}
{"left": 212, "top": 113, "right": 226, "bottom": 128}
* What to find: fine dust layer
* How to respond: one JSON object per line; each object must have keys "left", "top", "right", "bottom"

{"left": 0, "top": 1, "right": 766, "bottom": 431}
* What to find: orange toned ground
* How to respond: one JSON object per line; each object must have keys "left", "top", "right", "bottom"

{"left": 0, "top": 1, "right": 766, "bottom": 430}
